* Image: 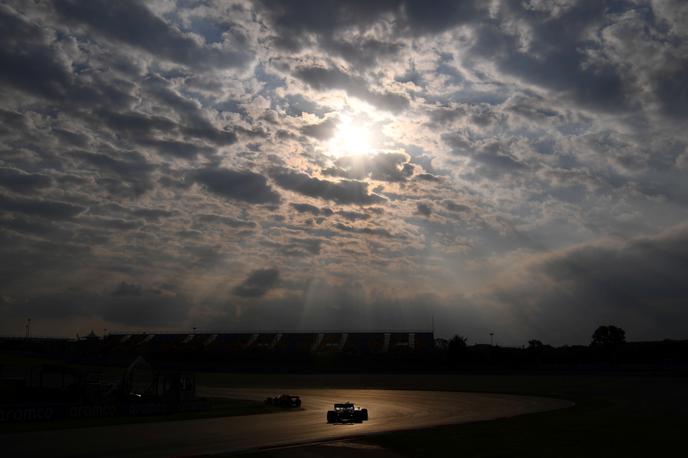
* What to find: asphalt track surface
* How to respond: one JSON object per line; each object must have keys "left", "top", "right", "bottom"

{"left": 3, "top": 387, "right": 571, "bottom": 457}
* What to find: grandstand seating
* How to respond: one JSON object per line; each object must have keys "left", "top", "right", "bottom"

{"left": 343, "top": 333, "right": 386, "bottom": 355}
{"left": 102, "top": 332, "right": 434, "bottom": 358}
{"left": 388, "top": 333, "right": 413, "bottom": 352}
{"left": 205, "top": 333, "right": 254, "bottom": 353}
{"left": 274, "top": 333, "right": 316, "bottom": 354}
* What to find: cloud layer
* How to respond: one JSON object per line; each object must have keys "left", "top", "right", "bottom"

{"left": 1, "top": 0, "right": 687, "bottom": 344}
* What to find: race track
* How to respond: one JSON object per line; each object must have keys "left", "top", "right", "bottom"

{"left": 3, "top": 387, "right": 571, "bottom": 457}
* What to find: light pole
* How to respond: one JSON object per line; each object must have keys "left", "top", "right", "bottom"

{"left": 25, "top": 318, "right": 31, "bottom": 338}
{"left": 489, "top": 332, "right": 494, "bottom": 346}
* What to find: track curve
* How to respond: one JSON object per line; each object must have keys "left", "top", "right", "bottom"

{"left": 3, "top": 387, "right": 572, "bottom": 457}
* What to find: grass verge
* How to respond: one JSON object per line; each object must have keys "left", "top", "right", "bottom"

{"left": 356, "top": 374, "right": 688, "bottom": 457}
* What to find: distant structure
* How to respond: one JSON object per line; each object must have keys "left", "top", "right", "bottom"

{"left": 101, "top": 331, "right": 435, "bottom": 358}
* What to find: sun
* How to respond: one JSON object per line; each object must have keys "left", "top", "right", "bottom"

{"left": 328, "top": 116, "right": 373, "bottom": 158}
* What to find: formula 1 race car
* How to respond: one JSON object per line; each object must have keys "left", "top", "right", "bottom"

{"left": 326, "top": 402, "right": 368, "bottom": 423}
{"left": 265, "top": 394, "right": 302, "bottom": 408}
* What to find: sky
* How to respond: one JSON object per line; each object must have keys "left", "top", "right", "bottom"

{"left": 1, "top": 0, "right": 687, "bottom": 345}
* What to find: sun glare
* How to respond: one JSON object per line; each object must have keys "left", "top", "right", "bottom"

{"left": 328, "top": 116, "right": 373, "bottom": 158}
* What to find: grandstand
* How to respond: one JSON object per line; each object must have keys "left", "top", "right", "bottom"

{"left": 102, "top": 331, "right": 434, "bottom": 359}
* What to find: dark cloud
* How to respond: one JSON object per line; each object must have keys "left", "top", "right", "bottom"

{"left": 290, "top": 202, "right": 320, "bottom": 215}
{"left": 325, "top": 37, "right": 404, "bottom": 69}
{"left": 335, "top": 222, "right": 395, "bottom": 238}
{"left": 0, "top": 291, "right": 92, "bottom": 322}
{"left": 282, "top": 94, "right": 328, "bottom": 117}
{"left": 0, "top": 6, "right": 79, "bottom": 101}
{"left": 401, "top": 0, "right": 483, "bottom": 35}
{"left": 131, "top": 208, "right": 176, "bottom": 221}
{"left": 0, "top": 6, "right": 137, "bottom": 112}
{"left": 78, "top": 216, "right": 141, "bottom": 232}
{"left": 93, "top": 110, "right": 176, "bottom": 138}
{"left": 258, "top": 0, "right": 484, "bottom": 54}
{"left": 265, "top": 238, "right": 323, "bottom": 256}
{"left": 416, "top": 202, "right": 432, "bottom": 217}
{"left": 138, "top": 138, "right": 214, "bottom": 160}
{"left": 471, "top": 143, "right": 527, "bottom": 175}
{"left": 0, "top": 168, "right": 52, "bottom": 193}
{"left": 102, "top": 286, "right": 188, "bottom": 326}
{"left": 487, "top": 225, "right": 688, "bottom": 343}
{"left": 443, "top": 200, "right": 471, "bottom": 213}
{"left": 94, "top": 107, "right": 237, "bottom": 148}
{"left": 197, "top": 214, "right": 256, "bottom": 228}
{"left": 233, "top": 268, "right": 281, "bottom": 298}
{"left": 0, "top": 215, "right": 65, "bottom": 239}
{"left": 336, "top": 210, "right": 371, "bottom": 222}
{"left": 265, "top": 0, "right": 397, "bottom": 32}
{"left": 111, "top": 281, "right": 143, "bottom": 296}
{"left": 193, "top": 168, "right": 281, "bottom": 204}
{"left": 290, "top": 203, "right": 333, "bottom": 216}
{"left": 139, "top": 75, "right": 239, "bottom": 146}
{"left": 442, "top": 132, "right": 473, "bottom": 154}
{"left": 464, "top": 1, "right": 685, "bottom": 115}
{"left": 655, "top": 62, "right": 688, "bottom": 120}
{"left": 300, "top": 116, "right": 338, "bottom": 140}
{"left": 73, "top": 151, "right": 155, "bottom": 197}
{"left": 53, "top": 0, "right": 249, "bottom": 68}
{"left": 0, "top": 108, "right": 26, "bottom": 133}
{"left": 0, "top": 194, "right": 86, "bottom": 220}
{"left": 257, "top": 0, "right": 401, "bottom": 50}
{"left": 443, "top": 137, "right": 527, "bottom": 177}
{"left": 287, "top": 237, "right": 322, "bottom": 255}
{"left": 0, "top": 281, "right": 190, "bottom": 329}
{"left": 324, "top": 153, "right": 414, "bottom": 182}
{"left": 414, "top": 173, "right": 440, "bottom": 182}
{"left": 294, "top": 65, "right": 409, "bottom": 112}
{"left": 271, "top": 168, "right": 383, "bottom": 205}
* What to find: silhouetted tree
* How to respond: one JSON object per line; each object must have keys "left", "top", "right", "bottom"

{"left": 527, "top": 339, "right": 544, "bottom": 350}
{"left": 434, "top": 338, "right": 449, "bottom": 351}
{"left": 449, "top": 335, "right": 467, "bottom": 349}
{"left": 526, "top": 339, "right": 547, "bottom": 364}
{"left": 447, "top": 335, "right": 468, "bottom": 362}
{"left": 591, "top": 325, "right": 626, "bottom": 347}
